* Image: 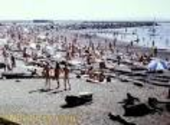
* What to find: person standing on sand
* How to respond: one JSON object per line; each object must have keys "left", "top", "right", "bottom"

{"left": 63, "top": 63, "right": 71, "bottom": 90}
{"left": 117, "top": 55, "right": 121, "bottom": 65}
{"left": 11, "top": 54, "right": 16, "bottom": 69}
{"left": 151, "top": 41, "right": 157, "bottom": 57}
{"left": 2, "top": 48, "right": 7, "bottom": 71}
{"left": 55, "top": 62, "right": 61, "bottom": 89}
{"left": 23, "top": 47, "right": 28, "bottom": 62}
{"left": 43, "top": 62, "right": 51, "bottom": 90}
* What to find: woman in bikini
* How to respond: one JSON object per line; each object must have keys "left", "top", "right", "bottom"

{"left": 43, "top": 62, "right": 51, "bottom": 90}
{"left": 63, "top": 64, "right": 71, "bottom": 90}
{"left": 55, "top": 62, "right": 61, "bottom": 89}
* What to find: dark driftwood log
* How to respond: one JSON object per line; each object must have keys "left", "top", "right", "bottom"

{"left": 63, "top": 94, "right": 93, "bottom": 108}
{"left": 130, "top": 72, "right": 147, "bottom": 77}
{"left": 1, "top": 72, "right": 44, "bottom": 79}
{"left": 131, "top": 66, "right": 146, "bottom": 71}
{"left": 111, "top": 69, "right": 132, "bottom": 76}
{"left": 155, "top": 74, "right": 170, "bottom": 79}
{"left": 147, "top": 80, "right": 170, "bottom": 87}
{"left": 133, "top": 82, "right": 144, "bottom": 87}
{"left": 2, "top": 73, "right": 33, "bottom": 79}
{"left": 152, "top": 78, "right": 169, "bottom": 83}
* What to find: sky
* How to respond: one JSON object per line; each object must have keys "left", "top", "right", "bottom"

{"left": 0, "top": 0, "right": 169, "bottom": 21}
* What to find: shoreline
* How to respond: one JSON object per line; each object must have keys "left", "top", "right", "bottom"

{"left": 71, "top": 31, "right": 170, "bottom": 60}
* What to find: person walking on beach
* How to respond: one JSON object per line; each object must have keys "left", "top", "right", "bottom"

{"left": 43, "top": 62, "right": 51, "bottom": 90}
{"left": 63, "top": 63, "right": 71, "bottom": 90}
{"left": 55, "top": 62, "right": 61, "bottom": 89}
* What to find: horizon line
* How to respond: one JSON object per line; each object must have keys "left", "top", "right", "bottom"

{"left": 0, "top": 19, "right": 170, "bottom": 22}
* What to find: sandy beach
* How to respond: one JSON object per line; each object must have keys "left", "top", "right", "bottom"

{"left": 0, "top": 22, "right": 170, "bottom": 125}
{"left": 0, "top": 75, "right": 169, "bottom": 125}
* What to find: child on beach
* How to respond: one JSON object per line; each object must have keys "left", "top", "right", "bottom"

{"left": 55, "top": 62, "right": 61, "bottom": 89}
{"left": 63, "top": 63, "right": 71, "bottom": 90}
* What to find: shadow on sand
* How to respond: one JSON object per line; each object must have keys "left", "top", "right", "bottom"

{"left": 48, "top": 90, "right": 65, "bottom": 95}
{"left": 61, "top": 101, "right": 92, "bottom": 109}
{"left": 29, "top": 88, "right": 70, "bottom": 94}
{"left": 29, "top": 88, "right": 53, "bottom": 94}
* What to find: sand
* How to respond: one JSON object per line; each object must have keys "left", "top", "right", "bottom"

{"left": 0, "top": 74, "right": 169, "bottom": 125}
{"left": 0, "top": 27, "right": 170, "bottom": 125}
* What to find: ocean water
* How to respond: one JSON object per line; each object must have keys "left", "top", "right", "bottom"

{"left": 96, "top": 23, "right": 170, "bottom": 49}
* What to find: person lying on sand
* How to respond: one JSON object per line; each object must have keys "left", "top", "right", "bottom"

{"left": 28, "top": 69, "right": 39, "bottom": 76}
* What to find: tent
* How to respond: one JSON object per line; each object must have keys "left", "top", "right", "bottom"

{"left": 147, "top": 59, "right": 168, "bottom": 71}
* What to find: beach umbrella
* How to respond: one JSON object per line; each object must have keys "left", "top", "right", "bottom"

{"left": 147, "top": 59, "right": 168, "bottom": 71}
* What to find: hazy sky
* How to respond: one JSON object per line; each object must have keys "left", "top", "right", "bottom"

{"left": 0, "top": 0, "right": 169, "bottom": 20}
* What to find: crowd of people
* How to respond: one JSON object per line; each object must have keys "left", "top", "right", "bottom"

{"left": 0, "top": 22, "right": 161, "bottom": 91}
{"left": 42, "top": 62, "right": 71, "bottom": 90}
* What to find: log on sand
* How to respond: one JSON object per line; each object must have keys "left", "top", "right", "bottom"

{"left": 1, "top": 72, "right": 43, "bottom": 79}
